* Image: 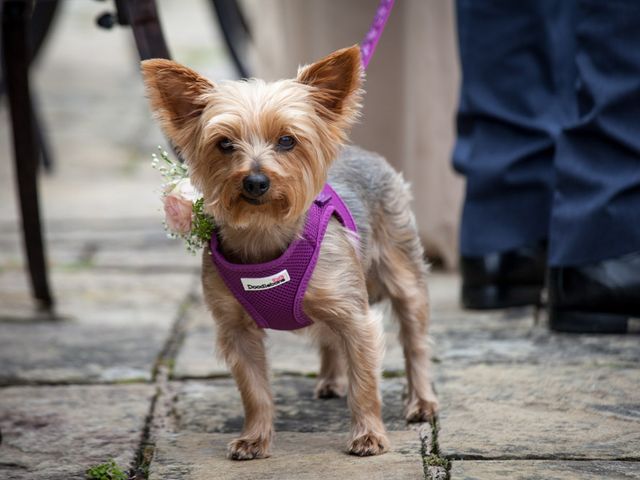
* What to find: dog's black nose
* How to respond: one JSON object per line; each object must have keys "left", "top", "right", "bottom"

{"left": 242, "top": 173, "right": 270, "bottom": 197}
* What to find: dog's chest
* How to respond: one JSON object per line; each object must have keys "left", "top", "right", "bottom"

{"left": 209, "top": 184, "right": 357, "bottom": 330}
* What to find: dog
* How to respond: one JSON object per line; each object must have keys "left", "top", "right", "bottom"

{"left": 141, "top": 45, "right": 438, "bottom": 460}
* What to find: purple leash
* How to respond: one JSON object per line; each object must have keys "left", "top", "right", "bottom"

{"left": 360, "top": 0, "right": 395, "bottom": 70}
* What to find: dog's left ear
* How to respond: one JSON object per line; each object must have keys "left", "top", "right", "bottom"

{"left": 297, "top": 45, "right": 363, "bottom": 122}
{"left": 141, "top": 59, "right": 214, "bottom": 153}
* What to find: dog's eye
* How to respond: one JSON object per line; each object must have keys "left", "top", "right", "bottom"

{"left": 276, "top": 135, "right": 295, "bottom": 151}
{"left": 218, "top": 138, "right": 235, "bottom": 153}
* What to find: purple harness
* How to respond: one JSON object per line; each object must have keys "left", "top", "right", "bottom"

{"left": 209, "top": 184, "right": 358, "bottom": 330}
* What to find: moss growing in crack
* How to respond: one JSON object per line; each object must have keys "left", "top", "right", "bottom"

{"left": 61, "top": 258, "right": 95, "bottom": 272}
{"left": 161, "top": 358, "right": 176, "bottom": 371}
{"left": 153, "top": 357, "right": 176, "bottom": 380}
{"left": 130, "top": 444, "right": 154, "bottom": 480}
{"left": 424, "top": 454, "right": 451, "bottom": 469}
{"left": 430, "top": 417, "right": 441, "bottom": 454}
{"left": 420, "top": 416, "right": 451, "bottom": 478}
{"left": 85, "top": 459, "right": 128, "bottom": 480}
{"left": 113, "top": 377, "right": 148, "bottom": 385}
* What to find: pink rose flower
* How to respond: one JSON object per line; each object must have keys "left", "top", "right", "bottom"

{"left": 164, "top": 193, "right": 193, "bottom": 235}
{"left": 162, "top": 178, "right": 200, "bottom": 235}
{"left": 165, "top": 178, "right": 198, "bottom": 202}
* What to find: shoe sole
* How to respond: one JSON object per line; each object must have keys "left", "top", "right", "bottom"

{"left": 462, "top": 284, "right": 542, "bottom": 310}
{"left": 549, "top": 309, "right": 639, "bottom": 334}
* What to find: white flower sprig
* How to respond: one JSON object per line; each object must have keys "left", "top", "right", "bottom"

{"left": 151, "top": 147, "right": 215, "bottom": 254}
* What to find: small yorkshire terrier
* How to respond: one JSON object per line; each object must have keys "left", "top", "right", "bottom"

{"left": 141, "top": 45, "right": 438, "bottom": 460}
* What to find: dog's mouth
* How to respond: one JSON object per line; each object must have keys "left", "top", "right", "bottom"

{"left": 240, "top": 194, "right": 267, "bottom": 206}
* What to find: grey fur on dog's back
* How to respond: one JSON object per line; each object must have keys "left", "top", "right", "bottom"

{"left": 329, "top": 145, "right": 420, "bottom": 261}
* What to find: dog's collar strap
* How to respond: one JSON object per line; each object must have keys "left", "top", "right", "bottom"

{"left": 209, "top": 184, "right": 358, "bottom": 331}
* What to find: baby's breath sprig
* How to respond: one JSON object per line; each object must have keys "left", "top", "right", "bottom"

{"left": 151, "top": 146, "right": 215, "bottom": 254}
{"left": 151, "top": 146, "right": 189, "bottom": 191}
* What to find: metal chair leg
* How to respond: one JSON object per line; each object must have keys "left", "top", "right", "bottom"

{"left": 120, "top": 0, "right": 187, "bottom": 160}
{"left": 29, "top": 0, "right": 61, "bottom": 62}
{"left": 2, "top": 1, "right": 54, "bottom": 311}
{"left": 119, "top": 0, "right": 172, "bottom": 60}
{"left": 0, "top": 0, "right": 59, "bottom": 172}
{"left": 32, "top": 99, "right": 54, "bottom": 173}
{"left": 30, "top": 0, "right": 60, "bottom": 173}
{"left": 211, "top": 0, "right": 252, "bottom": 78}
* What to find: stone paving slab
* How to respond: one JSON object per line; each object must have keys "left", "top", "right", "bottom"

{"left": 171, "top": 303, "right": 227, "bottom": 378}
{"left": 173, "top": 301, "right": 407, "bottom": 379}
{"left": 437, "top": 363, "right": 640, "bottom": 460}
{"left": 450, "top": 460, "right": 640, "bottom": 479}
{"left": 0, "top": 270, "right": 194, "bottom": 384}
{"left": 0, "top": 223, "right": 199, "bottom": 272}
{"left": 430, "top": 307, "right": 640, "bottom": 367}
{"left": 0, "top": 320, "right": 169, "bottom": 384}
{"left": 150, "top": 377, "right": 425, "bottom": 479}
{"left": 150, "top": 430, "right": 424, "bottom": 480}
{"left": 427, "top": 274, "right": 639, "bottom": 367}
{"left": 93, "top": 245, "right": 200, "bottom": 271}
{"left": 0, "top": 384, "right": 154, "bottom": 480}
{"left": 169, "top": 377, "right": 410, "bottom": 434}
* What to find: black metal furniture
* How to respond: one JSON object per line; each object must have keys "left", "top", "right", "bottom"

{"left": 1, "top": 0, "right": 251, "bottom": 312}
{"left": 2, "top": 0, "right": 53, "bottom": 310}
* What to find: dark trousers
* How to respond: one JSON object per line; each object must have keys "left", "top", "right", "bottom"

{"left": 453, "top": 0, "right": 640, "bottom": 266}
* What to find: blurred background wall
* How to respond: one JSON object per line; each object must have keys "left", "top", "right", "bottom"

{"left": 1, "top": 0, "right": 463, "bottom": 270}
{"left": 243, "top": 0, "right": 463, "bottom": 269}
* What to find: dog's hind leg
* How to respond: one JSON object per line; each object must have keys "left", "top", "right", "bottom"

{"left": 313, "top": 326, "right": 348, "bottom": 399}
{"left": 372, "top": 190, "right": 439, "bottom": 422}
{"left": 388, "top": 263, "right": 439, "bottom": 422}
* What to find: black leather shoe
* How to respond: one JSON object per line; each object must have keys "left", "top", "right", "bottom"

{"left": 461, "top": 243, "right": 546, "bottom": 310}
{"left": 548, "top": 252, "right": 640, "bottom": 334}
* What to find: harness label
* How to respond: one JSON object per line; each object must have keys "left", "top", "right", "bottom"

{"left": 241, "top": 269, "right": 291, "bottom": 291}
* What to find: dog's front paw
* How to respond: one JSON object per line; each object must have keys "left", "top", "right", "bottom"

{"left": 314, "top": 377, "right": 348, "bottom": 399}
{"left": 405, "top": 396, "right": 439, "bottom": 423}
{"left": 227, "top": 436, "right": 270, "bottom": 460}
{"left": 348, "top": 431, "right": 389, "bottom": 456}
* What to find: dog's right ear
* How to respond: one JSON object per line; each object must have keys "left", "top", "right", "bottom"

{"left": 297, "top": 45, "right": 363, "bottom": 124}
{"left": 141, "top": 59, "right": 214, "bottom": 150}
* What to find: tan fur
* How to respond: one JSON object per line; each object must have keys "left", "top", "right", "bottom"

{"left": 366, "top": 171, "right": 439, "bottom": 421}
{"left": 142, "top": 45, "right": 437, "bottom": 460}
{"left": 313, "top": 324, "right": 348, "bottom": 399}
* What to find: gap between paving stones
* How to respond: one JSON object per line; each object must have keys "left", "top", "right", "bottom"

{"left": 130, "top": 279, "right": 200, "bottom": 479}
{"left": 171, "top": 368, "right": 411, "bottom": 382}
{"left": 431, "top": 416, "right": 640, "bottom": 479}
{"left": 447, "top": 455, "right": 640, "bottom": 462}
{"left": 419, "top": 419, "right": 450, "bottom": 480}
{"left": 0, "top": 268, "right": 201, "bottom": 387}
{"left": 0, "top": 218, "right": 201, "bottom": 276}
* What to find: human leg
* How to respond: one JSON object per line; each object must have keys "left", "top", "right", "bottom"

{"left": 454, "top": 0, "right": 576, "bottom": 308}
{"left": 548, "top": 0, "right": 640, "bottom": 333}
